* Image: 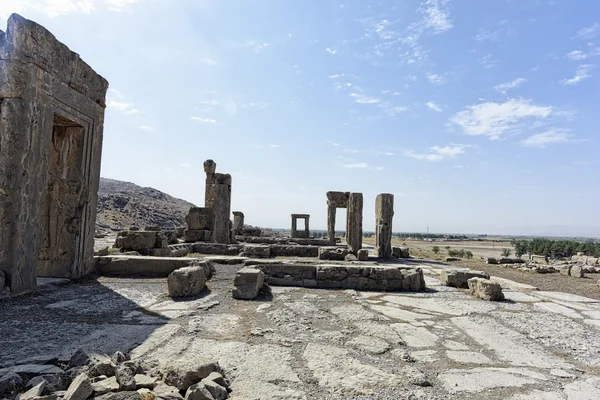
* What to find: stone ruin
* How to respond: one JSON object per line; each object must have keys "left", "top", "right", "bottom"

{"left": 0, "top": 14, "right": 108, "bottom": 294}
{"left": 326, "top": 191, "right": 362, "bottom": 252}
{"left": 183, "top": 159, "right": 234, "bottom": 244}
{"left": 290, "top": 214, "right": 310, "bottom": 238}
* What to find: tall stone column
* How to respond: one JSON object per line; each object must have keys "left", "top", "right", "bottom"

{"left": 203, "top": 159, "right": 217, "bottom": 208}
{"left": 346, "top": 193, "right": 363, "bottom": 254}
{"left": 375, "top": 193, "right": 394, "bottom": 258}
{"left": 327, "top": 204, "right": 336, "bottom": 244}
{"left": 212, "top": 183, "right": 231, "bottom": 244}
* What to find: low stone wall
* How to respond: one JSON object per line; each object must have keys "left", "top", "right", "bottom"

{"left": 251, "top": 262, "right": 425, "bottom": 292}
{"left": 236, "top": 236, "right": 330, "bottom": 246}
{"left": 270, "top": 245, "right": 319, "bottom": 258}
{"left": 95, "top": 256, "right": 193, "bottom": 276}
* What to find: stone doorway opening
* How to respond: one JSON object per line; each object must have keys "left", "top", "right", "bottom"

{"left": 36, "top": 114, "right": 86, "bottom": 278}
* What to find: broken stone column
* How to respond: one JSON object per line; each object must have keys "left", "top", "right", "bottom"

{"left": 327, "top": 204, "right": 336, "bottom": 244}
{"left": 184, "top": 207, "right": 214, "bottom": 243}
{"left": 0, "top": 14, "right": 108, "bottom": 294}
{"left": 326, "top": 191, "right": 350, "bottom": 244}
{"left": 375, "top": 193, "right": 394, "bottom": 258}
{"left": 203, "top": 159, "right": 217, "bottom": 208}
{"left": 212, "top": 182, "right": 232, "bottom": 244}
{"left": 232, "top": 211, "right": 244, "bottom": 234}
{"left": 346, "top": 193, "right": 363, "bottom": 254}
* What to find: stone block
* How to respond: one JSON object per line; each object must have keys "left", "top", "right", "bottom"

{"left": 357, "top": 249, "right": 369, "bottom": 261}
{"left": 269, "top": 245, "right": 319, "bottom": 258}
{"left": 318, "top": 246, "right": 351, "bottom": 261}
{"left": 185, "top": 208, "right": 214, "bottom": 231}
{"left": 239, "top": 245, "right": 271, "bottom": 258}
{"left": 114, "top": 232, "right": 157, "bottom": 251}
{"left": 167, "top": 266, "right": 206, "bottom": 297}
{"left": 392, "top": 247, "right": 409, "bottom": 258}
{"left": 559, "top": 265, "right": 572, "bottom": 276}
{"left": 485, "top": 257, "right": 498, "bottom": 264}
{"left": 183, "top": 230, "right": 212, "bottom": 243}
{"left": 570, "top": 265, "right": 585, "bottom": 278}
{"left": 189, "top": 259, "right": 215, "bottom": 280}
{"left": 64, "top": 374, "right": 93, "bottom": 400}
{"left": 468, "top": 278, "right": 504, "bottom": 301}
{"left": 439, "top": 269, "right": 490, "bottom": 288}
{"left": 232, "top": 267, "right": 264, "bottom": 300}
{"left": 191, "top": 243, "right": 242, "bottom": 256}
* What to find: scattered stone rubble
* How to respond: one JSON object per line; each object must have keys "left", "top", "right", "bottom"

{"left": 0, "top": 349, "right": 230, "bottom": 400}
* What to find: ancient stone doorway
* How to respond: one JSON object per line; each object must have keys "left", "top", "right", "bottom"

{"left": 36, "top": 114, "right": 86, "bottom": 278}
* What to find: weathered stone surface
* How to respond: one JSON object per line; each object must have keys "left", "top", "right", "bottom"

{"left": 357, "top": 249, "right": 369, "bottom": 261}
{"left": 439, "top": 269, "right": 490, "bottom": 289}
{"left": 232, "top": 267, "right": 264, "bottom": 300}
{"left": 114, "top": 232, "right": 157, "bottom": 251}
{"left": 63, "top": 373, "right": 93, "bottom": 400}
{"left": 115, "top": 364, "right": 136, "bottom": 391}
{"left": 92, "top": 376, "right": 119, "bottom": 395}
{"left": 26, "top": 375, "right": 67, "bottom": 392}
{"left": 89, "top": 360, "right": 116, "bottom": 377}
{"left": 269, "top": 245, "right": 319, "bottom": 258}
{"left": 558, "top": 265, "right": 572, "bottom": 276}
{"left": 0, "top": 364, "right": 64, "bottom": 376}
{"left": 0, "top": 371, "right": 22, "bottom": 396}
{"left": 153, "top": 382, "right": 183, "bottom": 400}
{"left": 570, "top": 265, "right": 584, "bottom": 278}
{"left": 346, "top": 193, "right": 363, "bottom": 254}
{"left": 374, "top": 193, "right": 394, "bottom": 258}
{"left": 183, "top": 230, "right": 213, "bottom": 243}
{"left": 185, "top": 208, "right": 214, "bottom": 231}
{"left": 184, "top": 383, "right": 214, "bottom": 400}
{"left": 133, "top": 374, "right": 157, "bottom": 390}
{"left": 200, "top": 379, "right": 227, "bottom": 400}
{"left": 345, "top": 254, "right": 358, "bottom": 262}
{"left": 0, "top": 14, "right": 108, "bottom": 294}
{"left": 327, "top": 191, "right": 350, "bottom": 243}
{"left": 468, "top": 278, "right": 504, "bottom": 301}
{"left": 160, "top": 360, "right": 220, "bottom": 391}
{"left": 68, "top": 349, "right": 109, "bottom": 368}
{"left": 232, "top": 211, "right": 244, "bottom": 234}
{"left": 95, "top": 392, "right": 141, "bottom": 400}
{"left": 96, "top": 255, "right": 193, "bottom": 277}
{"left": 191, "top": 243, "right": 241, "bottom": 256}
{"left": 16, "top": 380, "right": 45, "bottom": 400}
{"left": 318, "top": 246, "right": 352, "bottom": 261}
{"left": 167, "top": 266, "right": 206, "bottom": 298}
{"left": 203, "top": 373, "right": 228, "bottom": 390}
{"left": 498, "top": 257, "right": 525, "bottom": 264}
{"left": 239, "top": 245, "right": 270, "bottom": 258}
{"left": 189, "top": 259, "right": 215, "bottom": 280}
{"left": 392, "top": 247, "right": 410, "bottom": 258}
{"left": 485, "top": 257, "right": 498, "bottom": 264}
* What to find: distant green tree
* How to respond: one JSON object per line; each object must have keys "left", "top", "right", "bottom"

{"left": 432, "top": 246, "right": 440, "bottom": 254}
{"left": 465, "top": 250, "right": 473, "bottom": 259}
{"left": 501, "top": 248, "right": 512, "bottom": 257}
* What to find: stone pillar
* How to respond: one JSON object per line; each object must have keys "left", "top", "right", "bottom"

{"left": 346, "top": 193, "right": 363, "bottom": 254}
{"left": 233, "top": 211, "right": 244, "bottom": 234}
{"left": 327, "top": 204, "right": 336, "bottom": 244}
{"left": 212, "top": 183, "right": 231, "bottom": 244}
{"left": 203, "top": 159, "right": 217, "bottom": 208}
{"left": 291, "top": 215, "right": 298, "bottom": 237}
{"left": 375, "top": 193, "right": 394, "bottom": 258}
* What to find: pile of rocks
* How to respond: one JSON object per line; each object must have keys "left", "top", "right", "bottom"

{"left": 467, "top": 277, "right": 504, "bottom": 301}
{"left": 0, "top": 349, "right": 230, "bottom": 400}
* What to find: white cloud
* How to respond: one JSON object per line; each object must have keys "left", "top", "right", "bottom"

{"left": 426, "top": 73, "right": 446, "bottom": 84}
{"left": 242, "top": 102, "right": 270, "bottom": 110}
{"left": 566, "top": 48, "right": 600, "bottom": 61}
{"left": 423, "top": 0, "right": 453, "bottom": 33}
{"left": 474, "top": 28, "right": 501, "bottom": 43}
{"left": 520, "top": 129, "right": 571, "bottom": 148}
{"left": 344, "top": 162, "right": 368, "bottom": 169}
{"left": 107, "top": 100, "right": 139, "bottom": 115}
{"left": 479, "top": 54, "right": 498, "bottom": 69}
{"left": 381, "top": 105, "right": 408, "bottom": 116}
{"left": 494, "top": 78, "right": 527, "bottom": 94}
{"left": 450, "top": 98, "right": 552, "bottom": 140}
{"left": 561, "top": 64, "right": 593, "bottom": 85}
{"left": 426, "top": 101, "right": 442, "bottom": 112}
{"left": 139, "top": 125, "right": 153, "bottom": 131}
{"left": 243, "top": 41, "right": 270, "bottom": 52}
{"left": 404, "top": 145, "right": 467, "bottom": 161}
{"left": 329, "top": 74, "right": 345, "bottom": 79}
{"left": 190, "top": 116, "right": 217, "bottom": 123}
{"left": 269, "top": 144, "right": 281, "bottom": 148}
{"left": 575, "top": 23, "right": 600, "bottom": 40}
{"left": 326, "top": 47, "right": 338, "bottom": 55}
{"left": 350, "top": 93, "right": 381, "bottom": 104}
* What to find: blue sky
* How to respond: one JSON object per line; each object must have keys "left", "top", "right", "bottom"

{"left": 2, "top": 0, "right": 599, "bottom": 236}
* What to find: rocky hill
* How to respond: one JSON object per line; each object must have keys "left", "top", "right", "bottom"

{"left": 96, "top": 178, "right": 196, "bottom": 231}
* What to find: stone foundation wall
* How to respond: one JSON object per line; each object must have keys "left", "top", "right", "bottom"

{"left": 252, "top": 262, "right": 426, "bottom": 291}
